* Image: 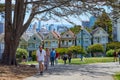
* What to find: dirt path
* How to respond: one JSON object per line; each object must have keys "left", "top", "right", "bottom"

{"left": 24, "top": 62, "right": 120, "bottom": 80}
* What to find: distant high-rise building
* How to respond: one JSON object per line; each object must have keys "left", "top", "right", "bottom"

{"left": 82, "top": 16, "right": 96, "bottom": 28}
{"left": 48, "top": 24, "right": 54, "bottom": 31}
{"left": 111, "top": 0, "right": 120, "bottom": 41}
{"left": 117, "top": 16, "right": 120, "bottom": 41}
{"left": 82, "top": 21, "right": 90, "bottom": 28}
{"left": 0, "top": 22, "right": 4, "bottom": 34}
{"left": 89, "top": 16, "right": 96, "bottom": 27}
{"left": 36, "top": 21, "right": 41, "bottom": 31}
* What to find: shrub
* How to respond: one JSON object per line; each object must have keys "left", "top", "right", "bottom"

{"left": 16, "top": 48, "right": 28, "bottom": 61}
{"left": 107, "top": 42, "right": 120, "bottom": 51}
{"left": 88, "top": 44, "right": 104, "bottom": 53}
{"left": 56, "top": 48, "right": 68, "bottom": 55}
{"left": 68, "top": 46, "right": 86, "bottom": 55}
{"left": 68, "top": 46, "right": 86, "bottom": 58}
{"left": 87, "top": 44, "right": 104, "bottom": 57}
{"left": 106, "top": 49, "right": 114, "bottom": 57}
{"left": 31, "top": 51, "right": 36, "bottom": 61}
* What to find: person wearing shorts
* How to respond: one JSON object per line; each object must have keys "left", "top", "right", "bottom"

{"left": 36, "top": 46, "right": 46, "bottom": 75}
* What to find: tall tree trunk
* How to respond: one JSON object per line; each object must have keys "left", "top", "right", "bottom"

{"left": 1, "top": 33, "right": 19, "bottom": 65}
{"left": 1, "top": 0, "right": 20, "bottom": 65}
{"left": 1, "top": 0, "right": 35, "bottom": 65}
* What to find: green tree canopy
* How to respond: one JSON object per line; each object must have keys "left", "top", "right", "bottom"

{"left": 106, "top": 49, "right": 114, "bottom": 57}
{"left": 88, "top": 44, "right": 104, "bottom": 53}
{"left": 68, "top": 46, "right": 86, "bottom": 54}
{"left": 56, "top": 48, "right": 68, "bottom": 55}
{"left": 93, "top": 11, "right": 113, "bottom": 41}
{"left": 106, "top": 42, "right": 120, "bottom": 51}
{"left": 70, "top": 25, "right": 82, "bottom": 34}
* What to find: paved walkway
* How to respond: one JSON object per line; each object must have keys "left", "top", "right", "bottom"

{"left": 24, "top": 62, "right": 120, "bottom": 80}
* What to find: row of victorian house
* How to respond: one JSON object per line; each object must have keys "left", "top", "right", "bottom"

{"left": 0, "top": 27, "right": 108, "bottom": 59}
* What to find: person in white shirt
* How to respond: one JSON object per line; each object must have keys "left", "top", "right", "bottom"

{"left": 36, "top": 46, "right": 46, "bottom": 75}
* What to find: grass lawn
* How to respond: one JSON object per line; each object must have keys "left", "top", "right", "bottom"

{"left": 113, "top": 72, "right": 120, "bottom": 80}
{"left": 20, "top": 61, "right": 38, "bottom": 65}
{"left": 58, "top": 57, "right": 114, "bottom": 65}
{"left": 21, "top": 57, "right": 114, "bottom": 65}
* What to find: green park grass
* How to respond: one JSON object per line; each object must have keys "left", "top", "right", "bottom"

{"left": 58, "top": 57, "right": 114, "bottom": 65}
{"left": 21, "top": 61, "right": 38, "bottom": 65}
{"left": 113, "top": 72, "right": 120, "bottom": 80}
{"left": 21, "top": 57, "right": 114, "bottom": 65}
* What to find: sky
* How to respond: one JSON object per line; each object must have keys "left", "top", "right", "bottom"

{"left": 0, "top": 0, "right": 112, "bottom": 26}
{"left": 32, "top": 13, "right": 91, "bottom": 26}
{"left": 0, "top": 0, "right": 4, "bottom": 3}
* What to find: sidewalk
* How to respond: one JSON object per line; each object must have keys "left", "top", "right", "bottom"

{"left": 24, "top": 62, "right": 120, "bottom": 80}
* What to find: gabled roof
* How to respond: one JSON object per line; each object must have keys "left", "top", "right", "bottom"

{"left": 37, "top": 32, "right": 44, "bottom": 40}
{"left": 91, "top": 27, "right": 100, "bottom": 35}
{"left": 52, "top": 31, "right": 61, "bottom": 39}
{"left": 45, "top": 31, "right": 60, "bottom": 39}
{"left": 68, "top": 30, "right": 75, "bottom": 37}
{"left": 83, "top": 29, "right": 92, "bottom": 37}
{"left": 61, "top": 30, "right": 75, "bottom": 38}
{"left": 44, "top": 31, "right": 60, "bottom": 40}
{"left": 76, "top": 28, "right": 92, "bottom": 38}
{"left": 21, "top": 33, "right": 30, "bottom": 42}
{"left": 91, "top": 27, "right": 108, "bottom": 36}
{"left": 28, "top": 32, "right": 43, "bottom": 41}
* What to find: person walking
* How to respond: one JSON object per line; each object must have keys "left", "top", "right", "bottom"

{"left": 68, "top": 52, "right": 72, "bottom": 64}
{"left": 22, "top": 54, "right": 26, "bottom": 63}
{"left": 80, "top": 54, "right": 84, "bottom": 61}
{"left": 36, "top": 46, "right": 46, "bottom": 75}
{"left": 44, "top": 48, "right": 50, "bottom": 70}
{"left": 50, "top": 48, "right": 56, "bottom": 66}
{"left": 118, "top": 50, "right": 120, "bottom": 64}
{"left": 113, "top": 50, "right": 117, "bottom": 62}
{"left": 55, "top": 52, "right": 59, "bottom": 65}
{"left": 63, "top": 53, "right": 68, "bottom": 64}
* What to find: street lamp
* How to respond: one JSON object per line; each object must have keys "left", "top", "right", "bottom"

{"left": 81, "top": 26, "right": 84, "bottom": 48}
{"left": 80, "top": 26, "right": 84, "bottom": 61}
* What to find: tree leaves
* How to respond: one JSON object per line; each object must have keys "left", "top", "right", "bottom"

{"left": 88, "top": 44, "right": 104, "bottom": 53}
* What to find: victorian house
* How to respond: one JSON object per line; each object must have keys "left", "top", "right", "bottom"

{"left": 91, "top": 27, "right": 108, "bottom": 56}
{"left": 91, "top": 27, "right": 108, "bottom": 45}
{"left": 27, "top": 32, "right": 43, "bottom": 57}
{"left": 44, "top": 31, "right": 60, "bottom": 51}
{"left": 60, "top": 30, "right": 76, "bottom": 48}
{"left": 19, "top": 33, "right": 30, "bottom": 49}
{"left": 76, "top": 28, "right": 92, "bottom": 50}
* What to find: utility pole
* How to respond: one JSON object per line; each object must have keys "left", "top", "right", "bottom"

{"left": 81, "top": 26, "right": 84, "bottom": 48}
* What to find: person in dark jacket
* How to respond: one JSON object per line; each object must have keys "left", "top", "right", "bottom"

{"left": 68, "top": 52, "right": 72, "bottom": 64}
{"left": 63, "top": 53, "right": 68, "bottom": 64}
{"left": 113, "top": 50, "right": 117, "bottom": 62}
{"left": 118, "top": 50, "right": 120, "bottom": 64}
